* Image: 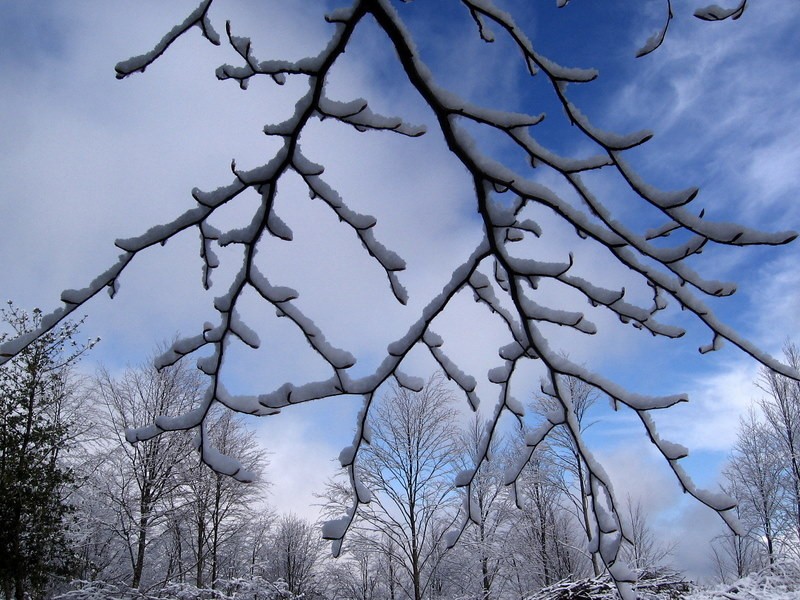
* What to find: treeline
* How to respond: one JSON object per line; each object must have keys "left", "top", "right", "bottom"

{"left": 1, "top": 303, "right": 798, "bottom": 600}
{"left": 712, "top": 343, "right": 800, "bottom": 582}
{"left": 0, "top": 304, "right": 321, "bottom": 598}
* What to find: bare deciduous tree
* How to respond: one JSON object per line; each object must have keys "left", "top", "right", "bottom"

{"left": 510, "top": 448, "right": 584, "bottom": 591}
{"left": 1, "top": 3, "right": 798, "bottom": 597}
{"left": 757, "top": 342, "right": 800, "bottom": 542}
{"left": 723, "top": 411, "right": 785, "bottom": 564}
{"left": 446, "top": 417, "right": 513, "bottom": 600}
{"left": 722, "top": 342, "right": 800, "bottom": 571}
{"left": 532, "top": 374, "right": 601, "bottom": 576}
{"left": 619, "top": 496, "right": 675, "bottom": 575}
{"left": 183, "top": 409, "right": 267, "bottom": 587}
{"left": 322, "top": 548, "right": 383, "bottom": 600}
{"left": 327, "top": 376, "right": 459, "bottom": 600}
{"left": 709, "top": 499, "right": 765, "bottom": 585}
{"left": 94, "top": 356, "right": 202, "bottom": 588}
{"left": 268, "top": 514, "right": 324, "bottom": 598}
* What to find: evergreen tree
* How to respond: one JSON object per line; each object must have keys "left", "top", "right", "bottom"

{"left": 0, "top": 304, "right": 95, "bottom": 600}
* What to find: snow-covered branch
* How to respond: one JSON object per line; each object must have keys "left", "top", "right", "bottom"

{"left": 1, "top": 2, "right": 796, "bottom": 597}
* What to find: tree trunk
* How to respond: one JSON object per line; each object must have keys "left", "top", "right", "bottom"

{"left": 788, "top": 437, "right": 800, "bottom": 539}
{"left": 480, "top": 520, "right": 491, "bottom": 600}
{"left": 211, "top": 477, "right": 221, "bottom": 587}
{"left": 539, "top": 507, "right": 551, "bottom": 586}
{"left": 196, "top": 513, "right": 206, "bottom": 588}
{"left": 176, "top": 522, "right": 185, "bottom": 583}
{"left": 763, "top": 497, "right": 775, "bottom": 565}
{"left": 132, "top": 514, "right": 148, "bottom": 588}
{"left": 14, "top": 572, "right": 24, "bottom": 600}
{"left": 388, "top": 563, "right": 395, "bottom": 600}
{"left": 132, "top": 493, "right": 151, "bottom": 590}
{"left": 410, "top": 526, "right": 422, "bottom": 600}
{"left": 10, "top": 502, "right": 25, "bottom": 600}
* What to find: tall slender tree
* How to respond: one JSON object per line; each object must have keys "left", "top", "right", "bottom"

{"left": 709, "top": 493, "right": 766, "bottom": 584}
{"left": 183, "top": 409, "right": 267, "bottom": 588}
{"left": 757, "top": 342, "right": 800, "bottom": 543}
{"left": 268, "top": 514, "right": 324, "bottom": 598}
{"left": 619, "top": 496, "right": 675, "bottom": 575}
{"left": 0, "top": 304, "right": 95, "bottom": 600}
{"left": 446, "top": 416, "right": 513, "bottom": 600}
{"left": 532, "top": 374, "right": 601, "bottom": 576}
{"left": 93, "top": 353, "right": 202, "bottom": 589}
{"left": 510, "top": 448, "right": 583, "bottom": 590}
{"left": 723, "top": 411, "right": 786, "bottom": 564}
{"left": 327, "top": 375, "right": 460, "bottom": 600}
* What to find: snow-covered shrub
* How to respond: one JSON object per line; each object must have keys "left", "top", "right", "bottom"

{"left": 687, "top": 558, "right": 800, "bottom": 600}
{"left": 54, "top": 580, "right": 150, "bottom": 600}
{"left": 527, "top": 559, "right": 800, "bottom": 600}
{"left": 55, "top": 577, "right": 295, "bottom": 600}
{"left": 528, "top": 570, "right": 691, "bottom": 600}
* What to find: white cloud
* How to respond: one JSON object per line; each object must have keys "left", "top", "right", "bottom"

{"left": 597, "top": 443, "right": 680, "bottom": 515}
{"left": 661, "top": 359, "right": 762, "bottom": 452}
{"left": 255, "top": 399, "right": 361, "bottom": 522}
{"left": 748, "top": 250, "right": 800, "bottom": 349}
{"left": 610, "top": 1, "right": 800, "bottom": 226}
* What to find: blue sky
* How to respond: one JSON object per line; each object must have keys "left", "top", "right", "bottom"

{"left": 1, "top": 0, "right": 799, "bottom": 580}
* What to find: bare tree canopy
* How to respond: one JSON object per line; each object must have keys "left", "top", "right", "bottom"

{"left": 325, "top": 376, "right": 459, "bottom": 600}
{"left": 0, "top": 2, "right": 798, "bottom": 597}
{"left": 719, "top": 342, "right": 800, "bottom": 577}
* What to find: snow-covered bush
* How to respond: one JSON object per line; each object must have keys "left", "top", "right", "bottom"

{"left": 527, "top": 559, "right": 800, "bottom": 600}
{"left": 528, "top": 570, "right": 690, "bottom": 600}
{"left": 687, "top": 558, "right": 800, "bottom": 600}
{"left": 55, "top": 580, "right": 146, "bottom": 600}
{"left": 56, "top": 577, "right": 296, "bottom": 600}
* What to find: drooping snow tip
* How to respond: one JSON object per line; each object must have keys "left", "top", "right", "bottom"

{"left": 505, "top": 395, "right": 525, "bottom": 417}
{"left": 230, "top": 309, "right": 260, "bottom": 349}
{"left": 694, "top": 2, "right": 747, "bottom": 21}
{"left": 353, "top": 477, "right": 371, "bottom": 503}
{"left": 338, "top": 444, "right": 356, "bottom": 467}
{"left": 197, "top": 440, "right": 254, "bottom": 483}
{"left": 455, "top": 468, "right": 474, "bottom": 488}
{"left": 317, "top": 95, "right": 426, "bottom": 137}
{"left": 527, "top": 420, "right": 557, "bottom": 449}
{"left": 325, "top": 6, "right": 356, "bottom": 23}
{"left": 487, "top": 364, "right": 511, "bottom": 384}
{"left": 155, "top": 407, "right": 206, "bottom": 432}
{"left": 443, "top": 529, "right": 460, "bottom": 549}
{"left": 393, "top": 369, "right": 424, "bottom": 391}
{"left": 321, "top": 517, "right": 349, "bottom": 541}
